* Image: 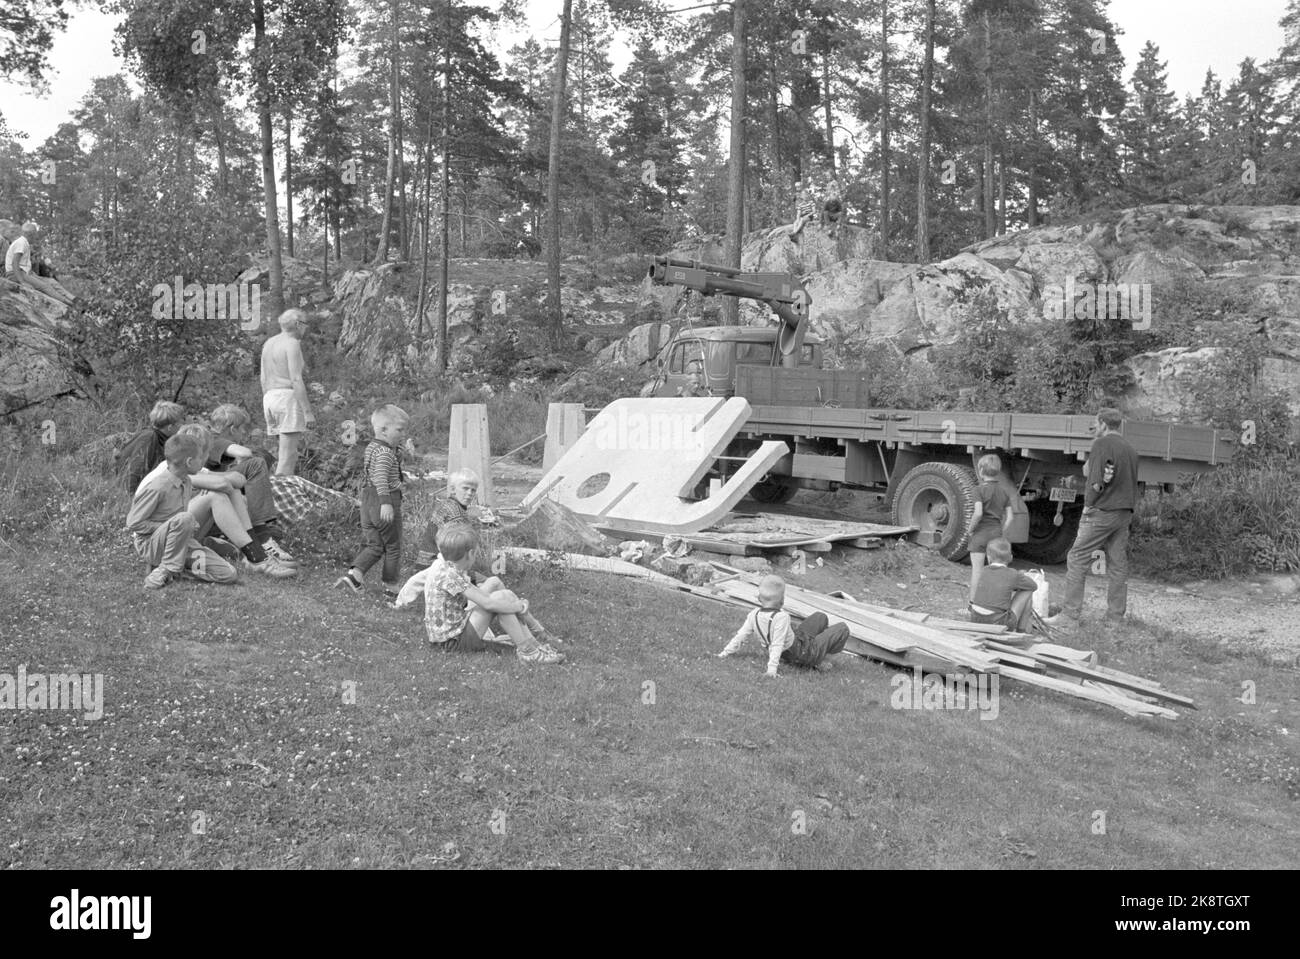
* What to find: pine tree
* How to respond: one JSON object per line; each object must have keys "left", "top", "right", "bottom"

{"left": 1118, "top": 41, "right": 1178, "bottom": 202}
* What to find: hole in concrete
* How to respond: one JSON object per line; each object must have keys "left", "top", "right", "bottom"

{"left": 576, "top": 472, "right": 611, "bottom": 498}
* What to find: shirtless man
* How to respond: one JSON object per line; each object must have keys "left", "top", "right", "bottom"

{"left": 4, "top": 221, "right": 78, "bottom": 308}
{"left": 260, "top": 308, "right": 316, "bottom": 476}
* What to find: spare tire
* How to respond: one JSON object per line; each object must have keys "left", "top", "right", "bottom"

{"left": 1018, "top": 500, "right": 1081, "bottom": 565}
{"left": 891, "top": 462, "right": 980, "bottom": 562}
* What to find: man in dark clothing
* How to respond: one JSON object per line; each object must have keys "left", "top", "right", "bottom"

{"left": 1046, "top": 407, "right": 1140, "bottom": 625}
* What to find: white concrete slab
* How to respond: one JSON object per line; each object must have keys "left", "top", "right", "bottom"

{"left": 521, "top": 397, "right": 786, "bottom": 535}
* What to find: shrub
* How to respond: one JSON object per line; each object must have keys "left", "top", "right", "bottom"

{"left": 1131, "top": 452, "right": 1300, "bottom": 579}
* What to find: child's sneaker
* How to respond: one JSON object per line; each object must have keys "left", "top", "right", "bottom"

{"left": 415, "top": 550, "right": 435, "bottom": 567}
{"left": 262, "top": 537, "right": 299, "bottom": 567}
{"left": 517, "top": 644, "right": 565, "bottom": 665}
{"left": 334, "top": 572, "right": 362, "bottom": 593}
{"left": 245, "top": 556, "right": 297, "bottom": 579}
{"left": 144, "top": 567, "right": 175, "bottom": 590}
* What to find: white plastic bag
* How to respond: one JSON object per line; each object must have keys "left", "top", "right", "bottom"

{"left": 1026, "top": 569, "right": 1050, "bottom": 618}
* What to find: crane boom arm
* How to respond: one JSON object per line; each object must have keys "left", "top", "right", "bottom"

{"left": 648, "top": 255, "right": 812, "bottom": 367}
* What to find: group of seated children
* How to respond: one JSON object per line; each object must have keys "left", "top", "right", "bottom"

{"left": 124, "top": 401, "right": 299, "bottom": 589}
{"left": 965, "top": 453, "right": 1038, "bottom": 631}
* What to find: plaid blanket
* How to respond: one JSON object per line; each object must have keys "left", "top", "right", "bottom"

{"left": 270, "top": 475, "right": 358, "bottom": 524}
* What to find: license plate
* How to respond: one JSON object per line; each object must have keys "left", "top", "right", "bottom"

{"left": 1049, "top": 487, "right": 1077, "bottom": 503}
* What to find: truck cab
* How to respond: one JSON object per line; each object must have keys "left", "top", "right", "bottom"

{"left": 652, "top": 327, "right": 824, "bottom": 398}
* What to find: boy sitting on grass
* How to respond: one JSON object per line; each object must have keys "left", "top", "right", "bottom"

{"left": 115, "top": 400, "right": 185, "bottom": 492}
{"left": 335, "top": 404, "right": 409, "bottom": 602}
{"left": 395, "top": 523, "right": 565, "bottom": 665}
{"left": 414, "top": 468, "right": 494, "bottom": 569}
{"left": 127, "top": 433, "right": 240, "bottom": 590}
{"left": 967, "top": 537, "right": 1037, "bottom": 631}
{"left": 717, "top": 574, "right": 849, "bottom": 678}
{"left": 138, "top": 424, "right": 296, "bottom": 578}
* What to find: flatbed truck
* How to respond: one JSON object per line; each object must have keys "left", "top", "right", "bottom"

{"left": 647, "top": 255, "right": 1238, "bottom": 564}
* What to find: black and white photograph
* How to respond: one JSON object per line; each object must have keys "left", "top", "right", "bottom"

{"left": 0, "top": 0, "right": 1295, "bottom": 904}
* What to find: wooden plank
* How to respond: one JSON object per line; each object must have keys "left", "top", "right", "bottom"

{"left": 843, "top": 636, "right": 957, "bottom": 673}
{"left": 998, "top": 665, "right": 1179, "bottom": 719}
{"left": 1033, "top": 658, "right": 1195, "bottom": 709}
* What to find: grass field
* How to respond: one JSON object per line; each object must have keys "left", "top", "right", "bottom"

{"left": 2, "top": 514, "right": 1297, "bottom": 869}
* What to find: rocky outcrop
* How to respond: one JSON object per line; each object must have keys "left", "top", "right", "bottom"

{"left": 1122, "top": 347, "right": 1223, "bottom": 420}
{"left": 596, "top": 322, "right": 674, "bottom": 367}
{"left": 647, "top": 206, "right": 1300, "bottom": 423}
{"left": 0, "top": 280, "right": 97, "bottom": 414}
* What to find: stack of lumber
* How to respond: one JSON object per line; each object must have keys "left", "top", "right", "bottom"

{"left": 707, "top": 569, "right": 1194, "bottom": 720}
{"left": 501, "top": 547, "right": 1193, "bottom": 720}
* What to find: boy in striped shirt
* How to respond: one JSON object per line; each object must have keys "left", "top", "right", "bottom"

{"left": 335, "top": 405, "right": 408, "bottom": 601}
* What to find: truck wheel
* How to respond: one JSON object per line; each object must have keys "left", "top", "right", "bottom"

{"left": 891, "top": 462, "right": 980, "bottom": 562}
{"left": 1018, "top": 501, "right": 1080, "bottom": 565}
{"left": 748, "top": 476, "right": 798, "bottom": 504}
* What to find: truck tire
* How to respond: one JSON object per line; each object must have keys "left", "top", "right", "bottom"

{"left": 891, "top": 462, "right": 980, "bottom": 562}
{"left": 1018, "top": 500, "right": 1081, "bottom": 566}
{"left": 748, "top": 475, "right": 798, "bottom": 504}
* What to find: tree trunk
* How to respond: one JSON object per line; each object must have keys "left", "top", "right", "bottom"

{"left": 1027, "top": 87, "right": 1039, "bottom": 227}
{"left": 879, "top": 0, "right": 891, "bottom": 259}
{"left": 822, "top": 48, "right": 835, "bottom": 173}
{"left": 213, "top": 106, "right": 229, "bottom": 198}
{"left": 437, "top": 0, "right": 452, "bottom": 371}
{"left": 459, "top": 179, "right": 467, "bottom": 254}
{"left": 982, "top": 11, "right": 995, "bottom": 240}
{"left": 395, "top": 33, "right": 407, "bottom": 260}
{"left": 722, "top": 0, "right": 747, "bottom": 327}
{"left": 285, "top": 106, "right": 295, "bottom": 258}
{"left": 254, "top": 0, "right": 284, "bottom": 320}
{"left": 416, "top": 101, "right": 435, "bottom": 339}
{"left": 916, "top": 0, "right": 934, "bottom": 263}
{"left": 997, "top": 152, "right": 1007, "bottom": 235}
{"left": 767, "top": 41, "right": 784, "bottom": 218}
{"left": 375, "top": 0, "right": 402, "bottom": 263}
{"left": 544, "top": 0, "right": 573, "bottom": 345}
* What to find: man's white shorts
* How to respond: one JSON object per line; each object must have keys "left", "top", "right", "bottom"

{"left": 263, "top": 388, "right": 307, "bottom": 436}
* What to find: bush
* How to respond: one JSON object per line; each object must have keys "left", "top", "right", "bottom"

{"left": 1131, "top": 452, "right": 1300, "bottom": 580}
{"left": 552, "top": 363, "right": 648, "bottom": 410}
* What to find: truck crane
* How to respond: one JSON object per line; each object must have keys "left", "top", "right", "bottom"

{"left": 645, "top": 254, "right": 1238, "bottom": 565}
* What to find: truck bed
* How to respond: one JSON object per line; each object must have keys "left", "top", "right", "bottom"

{"left": 742, "top": 405, "right": 1238, "bottom": 469}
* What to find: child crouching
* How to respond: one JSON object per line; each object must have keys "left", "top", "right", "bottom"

{"left": 967, "top": 537, "right": 1037, "bottom": 631}
{"left": 718, "top": 574, "right": 849, "bottom": 677}
{"left": 395, "top": 523, "right": 565, "bottom": 665}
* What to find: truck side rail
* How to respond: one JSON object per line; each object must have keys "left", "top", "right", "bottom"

{"left": 741, "top": 406, "right": 1238, "bottom": 468}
